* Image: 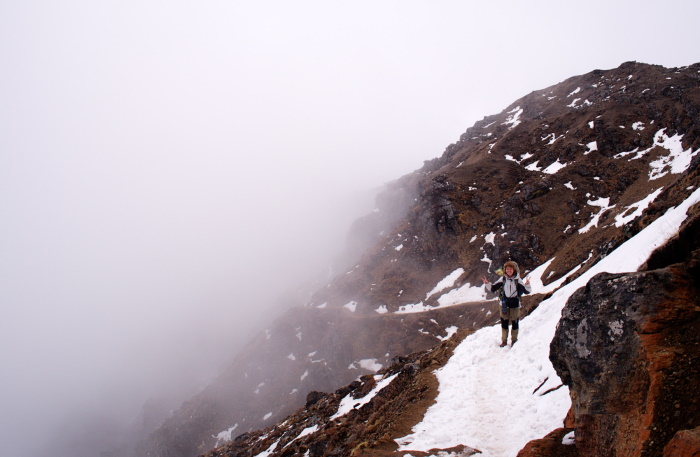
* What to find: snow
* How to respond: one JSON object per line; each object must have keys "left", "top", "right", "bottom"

{"left": 357, "top": 358, "right": 383, "bottom": 371}
{"left": 625, "top": 129, "right": 700, "bottom": 178}
{"left": 436, "top": 283, "right": 489, "bottom": 307}
{"left": 397, "top": 302, "right": 429, "bottom": 313}
{"left": 614, "top": 188, "right": 663, "bottom": 227}
{"left": 481, "top": 252, "right": 493, "bottom": 267}
{"left": 614, "top": 127, "right": 700, "bottom": 177}
{"left": 564, "top": 181, "right": 575, "bottom": 190}
{"left": 562, "top": 431, "right": 575, "bottom": 445}
{"left": 567, "top": 87, "right": 581, "bottom": 97}
{"left": 527, "top": 258, "right": 582, "bottom": 295}
{"left": 395, "top": 188, "right": 700, "bottom": 456}
{"left": 502, "top": 106, "right": 523, "bottom": 130}
{"left": 344, "top": 301, "right": 357, "bottom": 312}
{"left": 542, "top": 133, "right": 564, "bottom": 145}
{"left": 584, "top": 141, "right": 598, "bottom": 155}
{"left": 578, "top": 197, "right": 614, "bottom": 233}
{"left": 484, "top": 232, "right": 496, "bottom": 245}
{"left": 542, "top": 159, "right": 567, "bottom": 174}
{"left": 426, "top": 269, "right": 465, "bottom": 300}
{"left": 348, "top": 359, "right": 382, "bottom": 371}
{"left": 331, "top": 373, "right": 399, "bottom": 420}
{"left": 263, "top": 412, "right": 273, "bottom": 421}
{"left": 648, "top": 131, "right": 700, "bottom": 180}
{"left": 438, "top": 326, "right": 459, "bottom": 341}
{"left": 287, "top": 353, "right": 296, "bottom": 361}
{"left": 567, "top": 98, "right": 581, "bottom": 108}
{"left": 614, "top": 146, "right": 639, "bottom": 159}
{"left": 525, "top": 161, "right": 542, "bottom": 172}
{"left": 375, "top": 305, "right": 388, "bottom": 314}
{"left": 213, "top": 424, "right": 239, "bottom": 446}
{"left": 254, "top": 437, "right": 282, "bottom": 457}
{"left": 289, "top": 424, "right": 319, "bottom": 444}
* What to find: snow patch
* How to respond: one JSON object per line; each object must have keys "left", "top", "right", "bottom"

{"left": 584, "top": 141, "right": 598, "bottom": 155}
{"left": 438, "top": 326, "right": 459, "bottom": 341}
{"left": 437, "top": 283, "right": 489, "bottom": 307}
{"left": 578, "top": 197, "right": 615, "bottom": 233}
{"left": 213, "top": 424, "right": 239, "bottom": 446}
{"left": 525, "top": 161, "right": 542, "bottom": 172}
{"left": 332, "top": 373, "right": 399, "bottom": 420}
{"left": 563, "top": 431, "right": 575, "bottom": 445}
{"left": 542, "top": 159, "right": 567, "bottom": 174}
{"left": 426, "top": 269, "right": 465, "bottom": 300}
{"left": 614, "top": 188, "right": 663, "bottom": 227}
{"left": 502, "top": 106, "right": 523, "bottom": 130}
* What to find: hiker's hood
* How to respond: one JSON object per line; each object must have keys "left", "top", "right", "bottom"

{"left": 503, "top": 260, "right": 519, "bottom": 276}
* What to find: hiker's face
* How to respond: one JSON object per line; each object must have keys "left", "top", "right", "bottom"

{"left": 505, "top": 266, "right": 515, "bottom": 276}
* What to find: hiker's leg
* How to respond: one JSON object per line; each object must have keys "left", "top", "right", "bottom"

{"left": 511, "top": 311, "right": 519, "bottom": 343}
{"left": 500, "top": 317, "right": 508, "bottom": 345}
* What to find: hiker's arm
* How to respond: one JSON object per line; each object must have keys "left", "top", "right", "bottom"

{"left": 519, "top": 279, "right": 532, "bottom": 295}
{"left": 489, "top": 278, "right": 504, "bottom": 292}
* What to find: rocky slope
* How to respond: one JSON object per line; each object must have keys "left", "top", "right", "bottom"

{"left": 137, "top": 61, "right": 700, "bottom": 457}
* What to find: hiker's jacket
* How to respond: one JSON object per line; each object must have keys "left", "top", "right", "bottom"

{"left": 487, "top": 274, "right": 532, "bottom": 308}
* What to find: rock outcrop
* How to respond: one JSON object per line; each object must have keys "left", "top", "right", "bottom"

{"left": 549, "top": 211, "right": 700, "bottom": 456}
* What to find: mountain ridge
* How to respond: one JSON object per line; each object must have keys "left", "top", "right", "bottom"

{"left": 136, "top": 61, "right": 700, "bottom": 457}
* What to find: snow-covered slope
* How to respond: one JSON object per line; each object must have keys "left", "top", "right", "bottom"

{"left": 395, "top": 187, "right": 700, "bottom": 456}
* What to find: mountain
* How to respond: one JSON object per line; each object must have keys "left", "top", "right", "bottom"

{"left": 136, "top": 61, "right": 700, "bottom": 457}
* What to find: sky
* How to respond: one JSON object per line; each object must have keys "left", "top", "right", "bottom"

{"left": 0, "top": 1, "right": 698, "bottom": 456}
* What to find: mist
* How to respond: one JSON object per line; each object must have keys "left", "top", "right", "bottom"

{"left": 1, "top": 1, "right": 698, "bottom": 456}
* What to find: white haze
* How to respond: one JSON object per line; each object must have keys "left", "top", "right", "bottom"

{"left": 0, "top": 1, "right": 698, "bottom": 456}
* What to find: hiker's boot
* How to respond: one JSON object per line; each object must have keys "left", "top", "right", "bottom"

{"left": 511, "top": 329, "right": 519, "bottom": 346}
{"left": 501, "top": 328, "right": 508, "bottom": 347}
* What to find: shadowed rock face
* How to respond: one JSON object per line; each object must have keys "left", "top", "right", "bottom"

{"left": 550, "top": 212, "right": 700, "bottom": 457}
{"left": 136, "top": 61, "right": 700, "bottom": 457}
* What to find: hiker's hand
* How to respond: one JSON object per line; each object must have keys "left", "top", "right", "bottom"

{"left": 524, "top": 276, "right": 530, "bottom": 284}
{"left": 481, "top": 276, "right": 489, "bottom": 284}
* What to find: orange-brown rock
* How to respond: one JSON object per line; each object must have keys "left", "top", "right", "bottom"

{"left": 663, "top": 427, "right": 700, "bottom": 457}
{"left": 517, "top": 428, "right": 577, "bottom": 457}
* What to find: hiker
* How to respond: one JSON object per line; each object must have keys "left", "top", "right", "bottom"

{"left": 481, "top": 260, "right": 531, "bottom": 347}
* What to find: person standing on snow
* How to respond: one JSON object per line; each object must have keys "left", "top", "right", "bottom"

{"left": 482, "top": 260, "right": 531, "bottom": 347}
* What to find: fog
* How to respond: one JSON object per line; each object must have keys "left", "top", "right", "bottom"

{"left": 0, "top": 1, "right": 698, "bottom": 456}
